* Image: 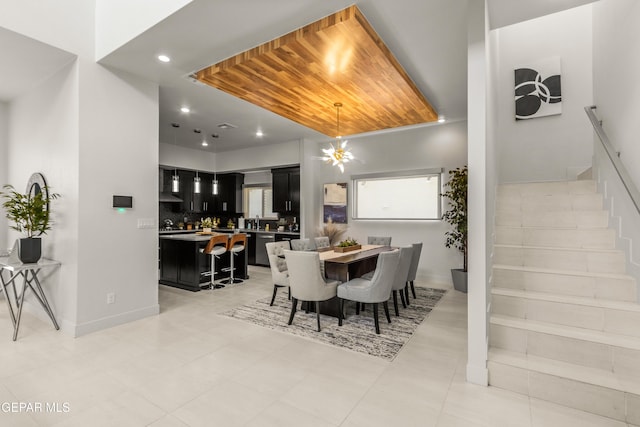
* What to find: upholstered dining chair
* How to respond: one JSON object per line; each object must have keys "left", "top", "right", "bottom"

{"left": 266, "top": 241, "right": 291, "bottom": 306}
{"left": 221, "top": 233, "right": 247, "bottom": 284}
{"left": 200, "top": 234, "right": 228, "bottom": 289}
{"left": 283, "top": 250, "right": 340, "bottom": 332}
{"left": 390, "top": 246, "right": 413, "bottom": 316}
{"left": 314, "top": 236, "right": 331, "bottom": 250}
{"left": 405, "top": 242, "right": 423, "bottom": 303}
{"left": 337, "top": 249, "right": 400, "bottom": 334}
{"left": 367, "top": 236, "right": 392, "bottom": 246}
{"left": 291, "top": 238, "right": 315, "bottom": 251}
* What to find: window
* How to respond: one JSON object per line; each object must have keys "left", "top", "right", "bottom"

{"left": 352, "top": 168, "right": 442, "bottom": 220}
{"left": 243, "top": 185, "right": 277, "bottom": 219}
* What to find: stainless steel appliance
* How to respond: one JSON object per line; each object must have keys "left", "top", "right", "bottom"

{"left": 255, "top": 233, "right": 274, "bottom": 266}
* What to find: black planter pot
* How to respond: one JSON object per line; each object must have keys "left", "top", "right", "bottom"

{"left": 18, "top": 238, "right": 42, "bottom": 264}
{"left": 451, "top": 268, "right": 468, "bottom": 293}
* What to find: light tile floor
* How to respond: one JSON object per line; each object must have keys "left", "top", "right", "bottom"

{"left": 0, "top": 266, "right": 633, "bottom": 426}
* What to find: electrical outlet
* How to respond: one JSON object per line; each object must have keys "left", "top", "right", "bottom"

{"left": 107, "top": 293, "right": 115, "bottom": 304}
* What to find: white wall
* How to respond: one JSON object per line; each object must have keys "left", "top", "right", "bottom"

{"left": 495, "top": 5, "right": 594, "bottom": 183}
{"left": 95, "top": 0, "right": 192, "bottom": 60}
{"left": 592, "top": 0, "right": 640, "bottom": 188}
{"left": 302, "top": 121, "right": 468, "bottom": 284}
{"left": 0, "top": 102, "right": 8, "bottom": 249}
{"left": 592, "top": 0, "right": 640, "bottom": 298}
{"left": 3, "top": 2, "right": 161, "bottom": 336}
{"left": 8, "top": 61, "right": 80, "bottom": 329}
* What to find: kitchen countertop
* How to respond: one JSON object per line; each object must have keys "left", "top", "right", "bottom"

{"left": 159, "top": 228, "right": 300, "bottom": 236}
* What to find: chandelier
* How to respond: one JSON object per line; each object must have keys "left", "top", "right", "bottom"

{"left": 322, "top": 103, "right": 354, "bottom": 173}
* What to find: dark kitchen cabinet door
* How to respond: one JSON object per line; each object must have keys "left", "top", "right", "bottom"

{"left": 271, "top": 166, "right": 300, "bottom": 214}
{"left": 215, "top": 173, "right": 244, "bottom": 215}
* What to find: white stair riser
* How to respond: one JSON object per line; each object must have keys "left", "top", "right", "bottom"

{"left": 497, "top": 193, "right": 603, "bottom": 213}
{"left": 489, "top": 324, "right": 640, "bottom": 375}
{"left": 492, "top": 295, "right": 640, "bottom": 338}
{"left": 495, "top": 227, "right": 615, "bottom": 249}
{"left": 495, "top": 210, "right": 609, "bottom": 228}
{"left": 488, "top": 361, "right": 638, "bottom": 423}
{"left": 494, "top": 247, "right": 626, "bottom": 274}
{"left": 492, "top": 268, "right": 637, "bottom": 302}
{"left": 497, "top": 180, "right": 597, "bottom": 197}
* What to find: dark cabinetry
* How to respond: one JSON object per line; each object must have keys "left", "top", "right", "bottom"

{"left": 216, "top": 173, "right": 244, "bottom": 215}
{"left": 272, "top": 167, "right": 300, "bottom": 214}
{"left": 162, "top": 168, "right": 243, "bottom": 215}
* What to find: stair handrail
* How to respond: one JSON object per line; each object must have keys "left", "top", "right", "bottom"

{"left": 585, "top": 105, "right": 640, "bottom": 215}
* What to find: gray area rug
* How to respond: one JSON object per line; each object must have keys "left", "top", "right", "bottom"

{"left": 221, "top": 287, "right": 446, "bottom": 360}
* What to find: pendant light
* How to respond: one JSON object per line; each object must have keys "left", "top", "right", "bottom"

{"left": 171, "top": 169, "right": 180, "bottom": 193}
{"left": 321, "top": 102, "right": 354, "bottom": 173}
{"left": 194, "top": 171, "right": 201, "bottom": 194}
{"left": 171, "top": 123, "right": 180, "bottom": 192}
{"left": 212, "top": 134, "right": 219, "bottom": 195}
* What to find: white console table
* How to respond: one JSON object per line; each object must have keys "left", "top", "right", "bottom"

{"left": 0, "top": 257, "right": 60, "bottom": 341}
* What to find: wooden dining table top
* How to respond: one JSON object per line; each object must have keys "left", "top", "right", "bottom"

{"left": 319, "top": 245, "right": 395, "bottom": 264}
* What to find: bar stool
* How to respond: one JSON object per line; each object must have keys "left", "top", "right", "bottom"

{"left": 200, "top": 234, "right": 228, "bottom": 289}
{"left": 222, "top": 233, "right": 247, "bottom": 285}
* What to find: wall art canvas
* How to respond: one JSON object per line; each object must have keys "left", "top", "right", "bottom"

{"left": 514, "top": 56, "right": 562, "bottom": 120}
{"left": 323, "top": 183, "right": 347, "bottom": 223}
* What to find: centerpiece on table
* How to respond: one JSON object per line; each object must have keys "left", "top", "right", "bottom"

{"left": 1, "top": 183, "right": 60, "bottom": 263}
{"left": 201, "top": 217, "right": 213, "bottom": 233}
{"left": 334, "top": 237, "right": 361, "bottom": 253}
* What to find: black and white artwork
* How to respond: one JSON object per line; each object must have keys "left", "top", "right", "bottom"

{"left": 323, "top": 183, "right": 347, "bottom": 223}
{"left": 514, "top": 57, "right": 562, "bottom": 120}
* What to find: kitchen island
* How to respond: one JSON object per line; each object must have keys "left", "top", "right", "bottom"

{"left": 158, "top": 233, "right": 248, "bottom": 291}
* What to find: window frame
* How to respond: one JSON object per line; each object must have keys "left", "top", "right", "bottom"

{"left": 351, "top": 168, "right": 443, "bottom": 221}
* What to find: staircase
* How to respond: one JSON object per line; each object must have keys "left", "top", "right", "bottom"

{"left": 489, "top": 180, "right": 640, "bottom": 425}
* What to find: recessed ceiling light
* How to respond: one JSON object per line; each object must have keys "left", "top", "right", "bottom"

{"left": 158, "top": 54, "right": 171, "bottom": 63}
{"left": 180, "top": 106, "right": 190, "bottom": 113}
{"left": 193, "top": 129, "right": 202, "bottom": 134}
{"left": 201, "top": 141, "right": 208, "bottom": 147}
{"left": 171, "top": 123, "right": 180, "bottom": 128}
{"left": 256, "top": 130, "right": 264, "bottom": 137}
{"left": 438, "top": 116, "right": 446, "bottom": 123}
{"left": 211, "top": 134, "right": 220, "bottom": 139}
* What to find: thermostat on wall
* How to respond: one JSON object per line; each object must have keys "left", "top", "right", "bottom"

{"left": 113, "top": 195, "right": 133, "bottom": 209}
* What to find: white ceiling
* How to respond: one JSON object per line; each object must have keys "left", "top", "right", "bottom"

{"left": 0, "top": 0, "right": 599, "bottom": 153}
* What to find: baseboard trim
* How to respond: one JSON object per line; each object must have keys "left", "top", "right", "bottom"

{"left": 73, "top": 304, "right": 160, "bottom": 337}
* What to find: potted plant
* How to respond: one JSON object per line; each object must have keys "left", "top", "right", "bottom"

{"left": 334, "top": 237, "right": 361, "bottom": 253}
{"left": 201, "top": 217, "right": 213, "bottom": 233}
{"left": 441, "top": 166, "right": 467, "bottom": 292}
{"left": 1, "top": 184, "right": 60, "bottom": 263}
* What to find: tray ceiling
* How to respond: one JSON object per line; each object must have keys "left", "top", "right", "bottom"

{"left": 195, "top": 5, "right": 438, "bottom": 137}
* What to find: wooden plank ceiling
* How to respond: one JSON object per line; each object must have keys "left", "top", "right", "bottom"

{"left": 195, "top": 5, "right": 438, "bottom": 137}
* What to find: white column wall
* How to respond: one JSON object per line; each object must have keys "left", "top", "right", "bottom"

{"left": 466, "top": 0, "right": 489, "bottom": 386}
{"left": 0, "top": 102, "right": 8, "bottom": 250}
{"left": 494, "top": 5, "right": 594, "bottom": 183}
{"left": 303, "top": 121, "right": 468, "bottom": 284}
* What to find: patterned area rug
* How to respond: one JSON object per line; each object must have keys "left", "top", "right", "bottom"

{"left": 221, "top": 287, "right": 446, "bottom": 360}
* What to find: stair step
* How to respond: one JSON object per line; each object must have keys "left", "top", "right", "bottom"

{"left": 488, "top": 348, "right": 640, "bottom": 423}
{"left": 498, "top": 180, "right": 598, "bottom": 196}
{"left": 496, "top": 193, "right": 603, "bottom": 213}
{"left": 495, "top": 226, "right": 615, "bottom": 249}
{"left": 494, "top": 245, "right": 626, "bottom": 274}
{"left": 495, "top": 209, "right": 609, "bottom": 228}
{"left": 492, "top": 265, "right": 637, "bottom": 302}
{"left": 490, "top": 314, "right": 640, "bottom": 351}
{"left": 491, "top": 288, "right": 640, "bottom": 337}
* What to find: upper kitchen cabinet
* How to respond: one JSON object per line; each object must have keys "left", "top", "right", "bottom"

{"left": 215, "top": 173, "right": 244, "bottom": 215}
{"left": 271, "top": 166, "right": 300, "bottom": 214}
{"left": 176, "top": 170, "right": 215, "bottom": 213}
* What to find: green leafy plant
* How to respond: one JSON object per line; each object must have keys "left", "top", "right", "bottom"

{"left": 336, "top": 237, "right": 359, "bottom": 248}
{"left": 0, "top": 185, "right": 60, "bottom": 238}
{"left": 441, "top": 166, "right": 467, "bottom": 271}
